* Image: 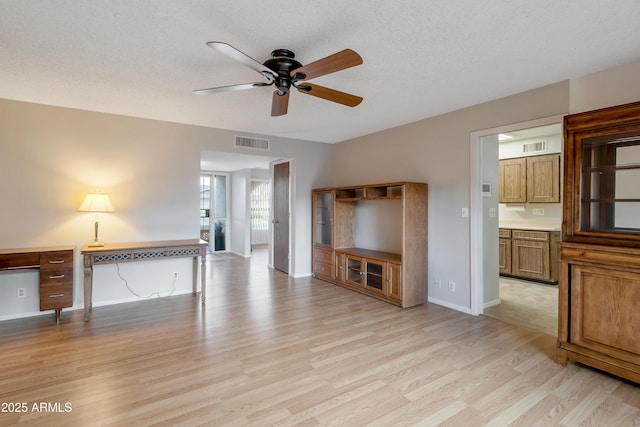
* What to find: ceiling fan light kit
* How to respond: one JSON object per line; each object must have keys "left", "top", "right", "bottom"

{"left": 194, "top": 42, "right": 363, "bottom": 117}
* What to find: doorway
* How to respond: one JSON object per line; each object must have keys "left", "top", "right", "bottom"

{"left": 470, "top": 115, "right": 564, "bottom": 333}
{"left": 250, "top": 179, "right": 270, "bottom": 246}
{"left": 200, "top": 172, "right": 229, "bottom": 253}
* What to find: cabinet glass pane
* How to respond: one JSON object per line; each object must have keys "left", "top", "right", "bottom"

{"left": 315, "top": 192, "right": 332, "bottom": 245}
{"left": 580, "top": 131, "right": 640, "bottom": 233}
{"left": 347, "top": 258, "right": 361, "bottom": 283}
{"left": 366, "top": 262, "right": 383, "bottom": 290}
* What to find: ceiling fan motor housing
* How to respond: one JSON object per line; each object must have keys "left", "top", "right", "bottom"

{"left": 264, "top": 49, "right": 303, "bottom": 95}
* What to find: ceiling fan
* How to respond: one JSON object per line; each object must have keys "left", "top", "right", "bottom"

{"left": 194, "top": 42, "right": 363, "bottom": 116}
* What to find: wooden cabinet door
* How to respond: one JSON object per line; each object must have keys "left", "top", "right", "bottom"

{"left": 570, "top": 264, "right": 640, "bottom": 365}
{"left": 527, "top": 154, "right": 560, "bottom": 203}
{"left": 499, "top": 158, "right": 527, "bottom": 203}
{"left": 313, "top": 190, "right": 333, "bottom": 247}
{"left": 313, "top": 247, "right": 334, "bottom": 280}
{"left": 363, "top": 259, "right": 386, "bottom": 296}
{"left": 345, "top": 255, "right": 364, "bottom": 287}
{"left": 498, "top": 238, "right": 511, "bottom": 275}
{"left": 334, "top": 252, "right": 345, "bottom": 283}
{"left": 511, "top": 237, "right": 549, "bottom": 281}
{"left": 387, "top": 262, "right": 401, "bottom": 300}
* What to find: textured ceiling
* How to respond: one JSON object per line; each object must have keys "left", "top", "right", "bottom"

{"left": 1, "top": 1, "right": 639, "bottom": 143}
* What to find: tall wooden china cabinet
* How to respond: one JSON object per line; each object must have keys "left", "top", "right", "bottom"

{"left": 557, "top": 101, "right": 640, "bottom": 383}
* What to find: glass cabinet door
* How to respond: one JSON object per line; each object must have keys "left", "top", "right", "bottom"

{"left": 580, "top": 131, "right": 640, "bottom": 234}
{"left": 564, "top": 101, "right": 640, "bottom": 245}
{"left": 363, "top": 260, "right": 385, "bottom": 295}
{"left": 346, "top": 256, "right": 363, "bottom": 285}
{"left": 314, "top": 191, "right": 333, "bottom": 246}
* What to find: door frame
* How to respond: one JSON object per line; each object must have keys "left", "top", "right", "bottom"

{"left": 469, "top": 114, "right": 564, "bottom": 315}
{"left": 269, "top": 158, "right": 295, "bottom": 275}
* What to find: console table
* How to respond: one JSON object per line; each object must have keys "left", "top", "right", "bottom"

{"left": 0, "top": 245, "right": 75, "bottom": 323}
{"left": 81, "top": 239, "right": 207, "bottom": 321}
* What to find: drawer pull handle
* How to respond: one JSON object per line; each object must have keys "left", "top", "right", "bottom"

{"left": 49, "top": 274, "right": 65, "bottom": 279}
{"left": 580, "top": 252, "right": 586, "bottom": 256}
{"left": 48, "top": 260, "right": 65, "bottom": 264}
{"left": 48, "top": 293, "right": 65, "bottom": 298}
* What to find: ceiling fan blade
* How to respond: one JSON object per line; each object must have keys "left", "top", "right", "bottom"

{"left": 271, "top": 91, "right": 290, "bottom": 116}
{"left": 297, "top": 83, "right": 363, "bottom": 107}
{"left": 206, "top": 42, "right": 276, "bottom": 81}
{"left": 291, "top": 49, "right": 363, "bottom": 81}
{"left": 193, "top": 82, "right": 271, "bottom": 95}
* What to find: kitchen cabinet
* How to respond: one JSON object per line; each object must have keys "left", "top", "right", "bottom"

{"left": 499, "top": 154, "right": 560, "bottom": 204}
{"left": 312, "top": 182, "right": 427, "bottom": 308}
{"left": 557, "top": 100, "right": 640, "bottom": 384}
{"left": 499, "top": 227, "right": 559, "bottom": 283}
{"left": 498, "top": 228, "right": 512, "bottom": 275}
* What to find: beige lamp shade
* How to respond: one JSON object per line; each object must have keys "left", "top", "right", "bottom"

{"left": 78, "top": 193, "right": 115, "bottom": 212}
{"left": 79, "top": 193, "right": 115, "bottom": 246}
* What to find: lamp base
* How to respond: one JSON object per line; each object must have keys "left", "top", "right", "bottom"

{"left": 88, "top": 241, "right": 105, "bottom": 247}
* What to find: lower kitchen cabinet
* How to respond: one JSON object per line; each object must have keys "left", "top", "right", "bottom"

{"left": 499, "top": 228, "right": 559, "bottom": 283}
{"left": 498, "top": 228, "right": 512, "bottom": 275}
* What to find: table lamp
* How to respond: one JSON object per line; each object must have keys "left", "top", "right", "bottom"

{"left": 78, "top": 192, "right": 115, "bottom": 247}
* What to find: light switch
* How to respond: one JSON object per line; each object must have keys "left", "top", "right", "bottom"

{"left": 461, "top": 208, "right": 469, "bottom": 218}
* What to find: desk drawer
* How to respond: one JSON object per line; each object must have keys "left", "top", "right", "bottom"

{"left": 40, "top": 285, "right": 73, "bottom": 311}
{"left": 0, "top": 253, "right": 40, "bottom": 270}
{"left": 40, "top": 251, "right": 74, "bottom": 268}
{"left": 40, "top": 267, "right": 73, "bottom": 287}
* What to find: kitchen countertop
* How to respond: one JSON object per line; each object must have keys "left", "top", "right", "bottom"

{"left": 499, "top": 220, "right": 561, "bottom": 232}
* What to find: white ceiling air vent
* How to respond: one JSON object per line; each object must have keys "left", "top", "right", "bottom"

{"left": 235, "top": 136, "right": 270, "bottom": 151}
{"left": 522, "top": 140, "right": 547, "bottom": 154}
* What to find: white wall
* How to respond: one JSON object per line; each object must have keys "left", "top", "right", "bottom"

{"left": 570, "top": 60, "right": 640, "bottom": 113}
{"left": 0, "top": 99, "right": 332, "bottom": 320}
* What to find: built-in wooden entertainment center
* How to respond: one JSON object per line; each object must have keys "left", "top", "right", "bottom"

{"left": 312, "top": 182, "right": 428, "bottom": 307}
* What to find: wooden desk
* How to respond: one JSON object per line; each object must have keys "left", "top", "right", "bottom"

{"left": 82, "top": 239, "right": 207, "bottom": 321}
{"left": 0, "top": 245, "right": 75, "bottom": 323}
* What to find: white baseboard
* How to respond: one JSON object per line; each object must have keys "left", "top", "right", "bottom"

{"left": 483, "top": 298, "right": 501, "bottom": 309}
{"left": 428, "top": 297, "right": 473, "bottom": 315}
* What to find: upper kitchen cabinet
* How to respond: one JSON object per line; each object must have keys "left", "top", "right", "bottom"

{"left": 499, "top": 153, "right": 560, "bottom": 204}
{"left": 527, "top": 154, "right": 560, "bottom": 203}
{"left": 563, "top": 101, "right": 640, "bottom": 246}
{"left": 499, "top": 157, "right": 527, "bottom": 203}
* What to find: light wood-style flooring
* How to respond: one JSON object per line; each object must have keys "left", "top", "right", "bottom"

{"left": 1, "top": 248, "right": 639, "bottom": 426}
{"left": 483, "top": 277, "right": 558, "bottom": 336}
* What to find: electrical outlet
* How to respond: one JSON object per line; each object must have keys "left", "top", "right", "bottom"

{"left": 173, "top": 272, "right": 178, "bottom": 279}
{"left": 434, "top": 278, "right": 442, "bottom": 288}
{"left": 448, "top": 281, "right": 456, "bottom": 292}
{"left": 532, "top": 208, "right": 545, "bottom": 216}
{"left": 17, "top": 288, "right": 26, "bottom": 298}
